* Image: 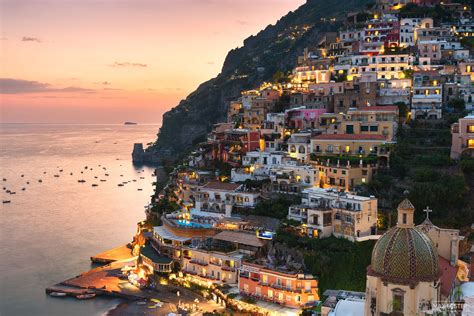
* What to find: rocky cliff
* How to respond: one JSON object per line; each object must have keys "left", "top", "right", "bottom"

{"left": 152, "top": 0, "right": 371, "bottom": 161}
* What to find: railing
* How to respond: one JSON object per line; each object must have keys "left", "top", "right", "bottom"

{"left": 189, "top": 259, "right": 209, "bottom": 266}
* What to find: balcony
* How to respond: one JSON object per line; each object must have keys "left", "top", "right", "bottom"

{"left": 189, "top": 259, "right": 209, "bottom": 266}
{"left": 222, "top": 266, "right": 236, "bottom": 272}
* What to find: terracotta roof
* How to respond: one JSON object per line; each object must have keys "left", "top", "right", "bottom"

{"left": 352, "top": 106, "right": 399, "bottom": 112}
{"left": 214, "top": 231, "right": 265, "bottom": 248}
{"left": 439, "top": 256, "right": 457, "bottom": 298}
{"left": 202, "top": 182, "right": 242, "bottom": 191}
{"left": 312, "top": 134, "right": 386, "bottom": 140}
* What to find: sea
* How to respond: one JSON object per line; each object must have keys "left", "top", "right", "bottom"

{"left": 0, "top": 123, "right": 161, "bottom": 316}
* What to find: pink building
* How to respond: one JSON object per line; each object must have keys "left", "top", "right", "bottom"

{"left": 285, "top": 108, "right": 327, "bottom": 130}
{"left": 451, "top": 114, "right": 474, "bottom": 159}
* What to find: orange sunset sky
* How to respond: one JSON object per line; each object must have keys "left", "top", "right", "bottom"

{"left": 0, "top": 0, "right": 305, "bottom": 124}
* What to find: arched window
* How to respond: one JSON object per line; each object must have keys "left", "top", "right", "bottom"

{"left": 298, "top": 145, "right": 306, "bottom": 154}
{"left": 290, "top": 145, "right": 296, "bottom": 153}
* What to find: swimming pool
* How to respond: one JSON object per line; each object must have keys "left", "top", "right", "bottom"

{"left": 174, "top": 219, "right": 212, "bottom": 229}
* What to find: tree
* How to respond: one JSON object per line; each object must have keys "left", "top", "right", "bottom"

{"left": 448, "top": 98, "right": 465, "bottom": 111}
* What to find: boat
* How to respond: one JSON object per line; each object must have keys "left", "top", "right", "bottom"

{"left": 43, "top": 172, "right": 47, "bottom": 174}
{"left": 26, "top": 182, "right": 30, "bottom": 184}
{"left": 78, "top": 180, "right": 86, "bottom": 183}
{"left": 38, "top": 179, "right": 43, "bottom": 183}
{"left": 70, "top": 173, "right": 73, "bottom": 175}
{"left": 22, "top": 188, "right": 26, "bottom": 191}
{"left": 100, "top": 179, "right": 106, "bottom": 182}
{"left": 2, "top": 178, "right": 6, "bottom": 181}
{"left": 49, "top": 292, "right": 67, "bottom": 297}
{"left": 118, "top": 184, "right": 124, "bottom": 187}
{"left": 59, "top": 169, "right": 63, "bottom": 172}
{"left": 3, "top": 200, "right": 11, "bottom": 204}
{"left": 91, "top": 184, "right": 98, "bottom": 187}
{"left": 76, "top": 294, "right": 96, "bottom": 300}
{"left": 6, "top": 190, "right": 10, "bottom": 193}
{"left": 132, "top": 179, "right": 137, "bottom": 182}
{"left": 94, "top": 176, "right": 98, "bottom": 179}
{"left": 137, "top": 188, "right": 143, "bottom": 191}
{"left": 21, "top": 174, "right": 24, "bottom": 177}
{"left": 105, "top": 173, "right": 109, "bottom": 176}
{"left": 54, "top": 175, "right": 60, "bottom": 178}
{"left": 140, "top": 177, "right": 145, "bottom": 179}
{"left": 10, "top": 192, "right": 16, "bottom": 195}
{"left": 124, "top": 121, "right": 137, "bottom": 125}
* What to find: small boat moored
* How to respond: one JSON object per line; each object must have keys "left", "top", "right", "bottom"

{"left": 49, "top": 292, "right": 67, "bottom": 297}
{"left": 76, "top": 294, "right": 96, "bottom": 300}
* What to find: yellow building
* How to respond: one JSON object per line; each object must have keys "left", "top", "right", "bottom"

{"left": 309, "top": 159, "right": 377, "bottom": 192}
{"left": 344, "top": 106, "right": 399, "bottom": 141}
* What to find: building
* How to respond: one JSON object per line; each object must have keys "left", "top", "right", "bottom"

{"left": 310, "top": 158, "right": 377, "bottom": 192}
{"left": 411, "top": 70, "right": 443, "bottom": 119}
{"left": 311, "top": 134, "right": 391, "bottom": 166}
{"left": 345, "top": 106, "right": 399, "bottom": 141}
{"left": 182, "top": 241, "right": 244, "bottom": 286}
{"left": 139, "top": 244, "right": 174, "bottom": 274}
{"left": 238, "top": 262, "right": 319, "bottom": 309}
{"left": 364, "top": 199, "right": 460, "bottom": 315}
{"left": 285, "top": 107, "right": 327, "bottom": 130}
{"left": 193, "top": 182, "right": 261, "bottom": 218}
{"left": 288, "top": 131, "right": 314, "bottom": 162}
{"left": 450, "top": 113, "right": 474, "bottom": 159}
{"left": 287, "top": 187, "right": 378, "bottom": 241}
{"left": 269, "top": 162, "right": 318, "bottom": 194}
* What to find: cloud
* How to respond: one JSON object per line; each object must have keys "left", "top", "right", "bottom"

{"left": 0, "top": 78, "right": 95, "bottom": 94}
{"left": 108, "top": 62, "right": 147, "bottom": 68}
{"left": 21, "top": 36, "right": 42, "bottom": 43}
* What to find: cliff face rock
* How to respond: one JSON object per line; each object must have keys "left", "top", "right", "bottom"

{"left": 152, "top": 0, "right": 370, "bottom": 160}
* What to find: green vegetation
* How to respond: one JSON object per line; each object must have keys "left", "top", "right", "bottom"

{"left": 244, "top": 195, "right": 299, "bottom": 220}
{"left": 276, "top": 234, "right": 375, "bottom": 294}
{"left": 360, "top": 117, "right": 473, "bottom": 229}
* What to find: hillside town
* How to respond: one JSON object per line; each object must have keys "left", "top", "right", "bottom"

{"left": 129, "top": 1, "right": 474, "bottom": 315}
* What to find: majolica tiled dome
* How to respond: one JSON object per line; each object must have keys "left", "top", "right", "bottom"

{"left": 368, "top": 199, "right": 440, "bottom": 285}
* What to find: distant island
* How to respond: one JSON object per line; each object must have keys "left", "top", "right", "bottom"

{"left": 123, "top": 122, "right": 137, "bottom": 125}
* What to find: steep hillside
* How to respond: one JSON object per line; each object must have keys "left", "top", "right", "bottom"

{"left": 152, "top": 0, "right": 371, "bottom": 160}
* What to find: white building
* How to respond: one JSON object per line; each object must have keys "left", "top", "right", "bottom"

{"left": 193, "top": 182, "right": 261, "bottom": 218}
{"left": 288, "top": 187, "right": 378, "bottom": 241}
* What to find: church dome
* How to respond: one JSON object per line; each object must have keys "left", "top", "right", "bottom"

{"left": 368, "top": 199, "right": 440, "bottom": 285}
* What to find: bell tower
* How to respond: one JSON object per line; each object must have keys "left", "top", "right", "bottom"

{"left": 397, "top": 198, "right": 415, "bottom": 228}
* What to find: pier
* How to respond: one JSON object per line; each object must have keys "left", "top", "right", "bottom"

{"left": 90, "top": 244, "right": 134, "bottom": 264}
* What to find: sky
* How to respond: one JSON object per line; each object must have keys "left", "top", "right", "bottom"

{"left": 0, "top": 0, "right": 305, "bottom": 124}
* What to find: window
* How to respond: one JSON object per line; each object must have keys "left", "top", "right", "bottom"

{"left": 468, "top": 125, "right": 474, "bottom": 133}
{"left": 402, "top": 213, "right": 407, "bottom": 224}
{"left": 268, "top": 289, "right": 273, "bottom": 298}
{"left": 468, "top": 139, "right": 474, "bottom": 149}
{"left": 361, "top": 125, "right": 369, "bottom": 132}
{"left": 346, "top": 125, "right": 354, "bottom": 134}
{"left": 370, "top": 125, "right": 378, "bottom": 132}
{"left": 392, "top": 289, "right": 405, "bottom": 314}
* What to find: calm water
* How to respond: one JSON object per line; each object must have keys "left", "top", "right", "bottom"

{"left": 0, "top": 124, "right": 160, "bottom": 316}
